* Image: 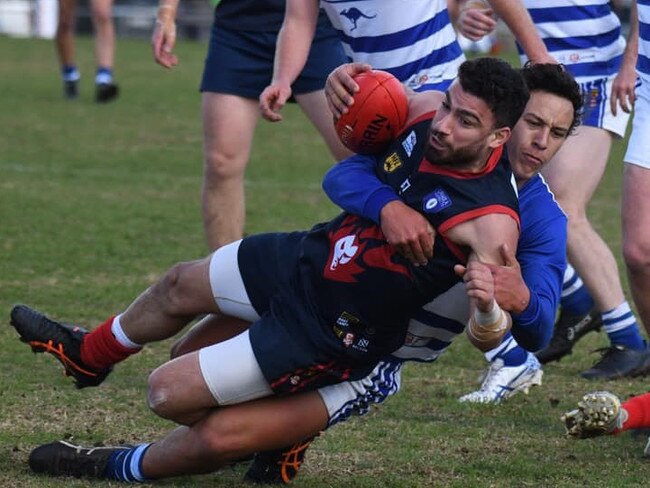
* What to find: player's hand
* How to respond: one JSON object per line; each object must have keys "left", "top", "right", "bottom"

{"left": 152, "top": 6, "right": 178, "bottom": 68}
{"left": 457, "top": 6, "right": 496, "bottom": 41}
{"left": 259, "top": 82, "right": 293, "bottom": 122}
{"left": 482, "top": 243, "right": 530, "bottom": 315}
{"left": 325, "top": 62, "right": 373, "bottom": 119}
{"left": 454, "top": 260, "right": 495, "bottom": 312}
{"left": 380, "top": 200, "right": 434, "bottom": 266}
{"left": 610, "top": 63, "right": 637, "bottom": 116}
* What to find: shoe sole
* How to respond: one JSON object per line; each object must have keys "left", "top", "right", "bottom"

{"left": 10, "top": 313, "right": 106, "bottom": 389}
{"left": 562, "top": 391, "right": 621, "bottom": 438}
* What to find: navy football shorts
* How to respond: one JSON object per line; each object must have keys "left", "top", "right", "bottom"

{"left": 200, "top": 24, "right": 347, "bottom": 98}
{"left": 239, "top": 232, "right": 376, "bottom": 395}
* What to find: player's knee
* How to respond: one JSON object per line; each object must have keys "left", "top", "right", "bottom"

{"left": 196, "top": 415, "right": 249, "bottom": 461}
{"left": 564, "top": 208, "right": 589, "bottom": 229}
{"left": 203, "top": 150, "right": 247, "bottom": 183}
{"left": 90, "top": 6, "right": 112, "bottom": 26}
{"left": 154, "top": 263, "right": 195, "bottom": 315}
{"left": 146, "top": 368, "right": 179, "bottom": 420}
{"left": 623, "top": 239, "right": 650, "bottom": 274}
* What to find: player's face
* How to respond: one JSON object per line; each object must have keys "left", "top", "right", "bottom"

{"left": 424, "top": 80, "right": 505, "bottom": 170}
{"left": 508, "top": 91, "right": 573, "bottom": 184}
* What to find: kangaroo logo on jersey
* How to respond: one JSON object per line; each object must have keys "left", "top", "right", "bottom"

{"left": 339, "top": 7, "right": 377, "bottom": 31}
{"left": 401, "top": 130, "right": 417, "bottom": 157}
{"left": 423, "top": 188, "right": 452, "bottom": 213}
{"left": 384, "top": 152, "right": 402, "bottom": 173}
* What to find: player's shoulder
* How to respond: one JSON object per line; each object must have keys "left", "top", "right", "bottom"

{"left": 520, "top": 174, "right": 567, "bottom": 222}
{"left": 406, "top": 91, "right": 444, "bottom": 125}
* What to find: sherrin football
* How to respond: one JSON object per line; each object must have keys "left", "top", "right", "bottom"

{"left": 335, "top": 70, "right": 409, "bottom": 154}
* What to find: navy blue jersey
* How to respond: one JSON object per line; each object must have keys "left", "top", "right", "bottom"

{"left": 298, "top": 113, "right": 520, "bottom": 361}
{"left": 214, "top": 0, "right": 334, "bottom": 33}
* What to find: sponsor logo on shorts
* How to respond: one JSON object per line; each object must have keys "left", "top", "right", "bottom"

{"left": 402, "top": 130, "right": 417, "bottom": 156}
{"left": 423, "top": 188, "right": 452, "bottom": 213}
{"left": 337, "top": 311, "right": 360, "bottom": 328}
{"left": 352, "top": 337, "right": 370, "bottom": 353}
{"left": 384, "top": 152, "right": 402, "bottom": 173}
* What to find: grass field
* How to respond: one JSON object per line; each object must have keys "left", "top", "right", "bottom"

{"left": 2, "top": 34, "right": 650, "bottom": 487}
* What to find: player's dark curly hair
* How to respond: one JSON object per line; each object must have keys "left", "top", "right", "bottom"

{"left": 520, "top": 62, "right": 583, "bottom": 134}
{"left": 457, "top": 57, "right": 529, "bottom": 130}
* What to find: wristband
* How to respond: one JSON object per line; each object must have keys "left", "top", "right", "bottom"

{"left": 473, "top": 300, "right": 501, "bottom": 326}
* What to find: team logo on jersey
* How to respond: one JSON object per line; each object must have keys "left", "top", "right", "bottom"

{"left": 383, "top": 152, "right": 402, "bottom": 173}
{"left": 423, "top": 188, "right": 452, "bottom": 213}
{"left": 325, "top": 215, "right": 411, "bottom": 282}
{"left": 330, "top": 235, "right": 359, "bottom": 271}
{"left": 338, "top": 7, "right": 377, "bottom": 31}
{"left": 343, "top": 332, "right": 355, "bottom": 347}
{"left": 401, "top": 130, "right": 417, "bottom": 157}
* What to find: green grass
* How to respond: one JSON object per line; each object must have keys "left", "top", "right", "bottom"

{"left": 2, "top": 35, "right": 650, "bottom": 487}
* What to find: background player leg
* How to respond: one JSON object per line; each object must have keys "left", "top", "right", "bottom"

{"left": 541, "top": 125, "right": 648, "bottom": 379}
{"left": 55, "top": 0, "right": 79, "bottom": 98}
{"left": 202, "top": 93, "right": 259, "bottom": 250}
{"left": 295, "top": 90, "right": 352, "bottom": 161}
{"left": 90, "top": 0, "right": 118, "bottom": 102}
{"left": 622, "top": 165, "right": 650, "bottom": 343}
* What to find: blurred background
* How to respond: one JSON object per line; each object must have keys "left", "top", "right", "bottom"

{"left": 0, "top": 0, "right": 212, "bottom": 41}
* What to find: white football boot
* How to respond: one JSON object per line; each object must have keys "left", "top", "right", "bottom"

{"left": 459, "top": 353, "right": 543, "bottom": 404}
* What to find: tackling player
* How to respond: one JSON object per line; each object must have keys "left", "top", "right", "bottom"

{"left": 13, "top": 57, "right": 528, "bottom": 482}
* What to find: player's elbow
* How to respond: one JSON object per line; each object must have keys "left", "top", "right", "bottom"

{"left": 511, "top": 316, "right": 553, "bottom": 352}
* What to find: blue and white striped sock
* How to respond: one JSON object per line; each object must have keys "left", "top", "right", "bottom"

{"left": 560, "top": 264, "right": 594, "bottom": 316}
{"left": 105, "top": 443, "right": 151, "bottom": 483}
{"left": 484, "top": 334, "right": 527, "bottom": 366}
{"left": 95, "top": 67, "right": 113, "bottom": 85}
{"left": 62, "top": 65, "right": 80, "bottom": 82}
{"left": 603, "top": 302, "right": 646, "bottom": 351}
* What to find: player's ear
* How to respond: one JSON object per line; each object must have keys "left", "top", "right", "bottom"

{"left": 488, "top": 126, "right": 511, "bottom": 149}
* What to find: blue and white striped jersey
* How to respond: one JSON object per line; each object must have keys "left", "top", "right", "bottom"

{"left": 320, "top": 0, "right": 464, "bottom": 91}
{"left": 639, "top": 0, "right": 650, "bottom": 80}
{"left": 519, "top": 0, "right": 626, "bottom": 83}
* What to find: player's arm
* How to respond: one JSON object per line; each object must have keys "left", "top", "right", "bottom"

{"left": 452, "top": 0, "right": 555, "bottom": 64}
{"left": 484, "top": 241, "right": 563, "bottom": 351}
{"left": 450, "top": 0, "right": 497, "bottom": 41}
{"left": 502, "top": 214, "right": 567, "bottom": 351}
{"left": 259, "top": 0, "right": 320, "bottom": 121}
{"left": 487, "top": 0, "right": 555, "bottom": 64}
{"left": 322, "top": 155, "right": 434, "bottom": 265}
{"left": 610, "top": 0, "right": 638, "bottom": 115}
{"left": 448, "top": 213, "right": 520, "bottom": 351}
{"left": 152, "top": 0, "right": 180, "bottom": 68}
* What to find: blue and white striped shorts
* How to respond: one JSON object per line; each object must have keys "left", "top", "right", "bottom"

{"left": 317, "top": 359, "right": 403, "bottom": 427}
{"left": 579, "top": 76, "right": 631, "bottom": 138}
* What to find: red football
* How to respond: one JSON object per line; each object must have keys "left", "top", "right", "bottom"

{"left": 335, "top": 70, "right": 409, "bottom": 154}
